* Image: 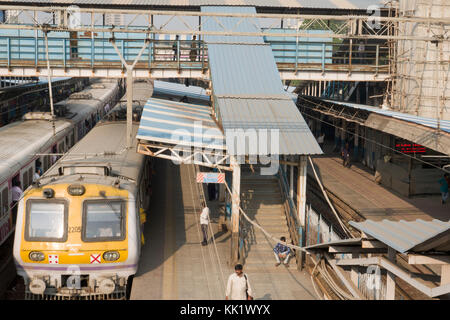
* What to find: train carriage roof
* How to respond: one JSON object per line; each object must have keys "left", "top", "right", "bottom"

{"left": 39, "top": 80, "right": 154, "bottom": 187}
{"left": 0, "top": 79, "right": 119, "bottom": 186}
{"left": 44, "top": 122, "right": 145, "bottom": 186}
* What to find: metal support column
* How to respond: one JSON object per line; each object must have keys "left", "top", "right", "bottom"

{"left": 110, "top": 36, "right": 149, "bottom": 148}
{"left": 297, "top": 156, "right": 307, "bottom": 269}
{"left": 231, "top": 156, "right": 241, "bottom": 266}
{"left": 341, "top": 119, "right": 347, "bottom": 147}
{"left": 126, "top": 67, "right": 134, "bottom": 148}
{"left": 297, "top": 155, "right": 307, "bottom": 225}
{"left": 289, "top": 156, "right": 294, "bottom": 200}
{"left": 43, "top": 30, "right": 56, "bottom": 136}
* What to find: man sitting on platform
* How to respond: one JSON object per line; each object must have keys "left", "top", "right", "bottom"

{"left": 273, "top": 236, "right": 292, "bottom": 267}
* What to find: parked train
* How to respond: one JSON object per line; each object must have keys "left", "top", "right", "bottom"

{"left": 0, "top": 79, "right": 121, "bottom": 247}
{"left": 13, "top": 79, "right": 154, "bottom": 299}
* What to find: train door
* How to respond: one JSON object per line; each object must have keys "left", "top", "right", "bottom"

{"left": 43, "top": 148, "right": 51, "bottom": 172}
{"left": 65, "top": 135, "right": 70, "bottom": 152}
{"left": 21, "top": 166, "right": 33, "bottom": 190}
{"left": 51, "top": 145, "right": 58, "bottom": 165}
{"left": 0, "top": 183, "right": 10, "bottom": 245}
{"left": 58, "top": 140, "right": 66, "bottom": 155}
{"left": 69, "top": 129, "right": 75, "bottom": 148}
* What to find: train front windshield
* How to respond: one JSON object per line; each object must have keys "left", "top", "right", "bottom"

{"left": 82, "top": 201, "right": 125, "bottom": 242}
{"left": 26, "top": 201, "right": 67, "bottom": 241}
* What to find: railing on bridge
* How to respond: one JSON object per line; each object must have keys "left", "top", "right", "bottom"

{"left": 0, "top": 28, "right": 389, "bottom": 76}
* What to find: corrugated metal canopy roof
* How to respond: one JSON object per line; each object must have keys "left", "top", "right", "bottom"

{"left": 349, "top": 219, "right": 450, "bottom": 253}
{"left": 202, "top": 6, "right": 322, "bottom": 155}
{"left": 137, "top": 97, "right": 225, "bottom": 150}
{"left": 0, "top": 0, "right": 386, "bottom": 10}
{"left": 218, "top": 98, "right": 320, "bottom": 155}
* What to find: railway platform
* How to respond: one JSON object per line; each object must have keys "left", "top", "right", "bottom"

{"left": 309, "top": 144, "right": 448, "bottom": 223}
{"left": 130, "top": 159, "right": 317, "bottom": 300}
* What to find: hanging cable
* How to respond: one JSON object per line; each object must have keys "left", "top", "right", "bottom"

{"left": 193, "top": 165, "right": 227, "bottom": 296}
{"left": 307, "top": 156, "right": 354, "bottom": 238}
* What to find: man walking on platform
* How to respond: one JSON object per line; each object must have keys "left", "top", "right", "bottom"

{"left": 342, "top": 142, "right": 351, "bottom": 168}
{"left": 200, "top": 203, "right": 210, "bottom": 245}
{"left": 225, "top": 264, "right": 254, "bottom": 300}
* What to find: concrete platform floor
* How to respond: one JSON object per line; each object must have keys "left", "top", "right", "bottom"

{"left": 130, "top": 159, "right": 317, "bottom": 300}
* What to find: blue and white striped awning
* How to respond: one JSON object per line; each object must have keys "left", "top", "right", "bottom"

{"left": 137, "top": 97, "right": 226, "bottom": 150}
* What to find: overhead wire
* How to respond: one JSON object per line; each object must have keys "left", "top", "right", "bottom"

{"left": 186, "top": 164, "right": 214, "bottom": 299}
{"left": 194, "top": 165, "right": 227, "bottom": 296}
{"left": 307, "top": 156, "right": 354, "bottom": 238}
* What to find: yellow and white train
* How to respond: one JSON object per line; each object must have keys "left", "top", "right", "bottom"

{"left": 0, "top": 79, "right": 120, "bottom": 247}
{"left": 13, "top": 80, "right": 154, "bottom": 300}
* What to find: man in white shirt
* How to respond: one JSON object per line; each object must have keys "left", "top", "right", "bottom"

{"left": 32, "top": 168, "right": 40, "bottom": 183}
{"left": 225, "top": 264, "right": 254, "bottom": 300}
{"left": 200, "top": 204, "right": 210, "bottom": 246}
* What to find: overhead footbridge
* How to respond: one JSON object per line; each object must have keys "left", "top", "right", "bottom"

{"left": 0, "top": 1, "right": 397, "bottom": 81}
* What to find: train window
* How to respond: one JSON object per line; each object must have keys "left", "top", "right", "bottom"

{"left": 27, "top": 168, "right": 33, "bottom": 187}
{"left": 22, "top": 171, "right": 29, "bottom": 190}
{"left": 82, "top": 201, "right": 125, "bottom": 242}
{"left": 25, "top": 200, "right": 68, "bottom": 242}
{"left": 44, "top": 155, "right": 50, "bottom": 171}
{"left": 70, "top": 132, "right": 75, "bottom": 148}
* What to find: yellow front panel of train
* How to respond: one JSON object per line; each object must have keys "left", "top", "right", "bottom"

{"left": 20, "top": 183, "right": 129, "bottom": 264}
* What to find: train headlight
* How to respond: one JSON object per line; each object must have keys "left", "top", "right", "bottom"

{"left": 29, "top": 251, "right": 45, "bottom": 262}
{"left": 29, "top": 279, "right": 46, "bottom": 295}
{"left": 67, "top": 184, "right": 85, "bottom": 196}
{"left": 103, "top": 251, "right": 120, "bottom": 261}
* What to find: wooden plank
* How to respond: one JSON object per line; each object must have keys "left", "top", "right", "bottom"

{"left": 408, "top": 254, "right": 450, "bottom": 265}
{"left": 329, "top": 246, "right": 387, "bottom": 254}
{"left": 325, "top": 254, "right": 365, "bottom": 299}
{"left": 440, "top": 265, "right": 450, "bottom": 286}
{"left": 334, "top": 257, "right": 380, "bottom": 266}
{"left": 362, "top": 239, "right": 387, "bottom": 249}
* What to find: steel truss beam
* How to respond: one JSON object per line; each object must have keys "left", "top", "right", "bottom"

{"left": 137, "top": 142, "right": 232, "bottom": 171}
{"left": 0, "top": 5, "right": 449, "bottom": 42}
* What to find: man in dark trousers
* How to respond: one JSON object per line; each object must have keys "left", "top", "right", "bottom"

{"left": 172, "top": 35, "right": 179, "bottom": 61}
{"left": 200, "top": 203, "right": 210, "bottom": 245}
{"left": 341, "top": 142, "right": 351, "bottom": 168}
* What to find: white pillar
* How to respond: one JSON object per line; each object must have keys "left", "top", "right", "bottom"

{"left": 297, "top": 156, "right": 307, "bottom": 226}
{"left": 386, "top": 247, "right": 396, "bottom": 300}
{"left": 289, "top": 156, "right": 294, "bottom": 200}
{"left": 231, "top": 156, "right": 241, "bottom": 264}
